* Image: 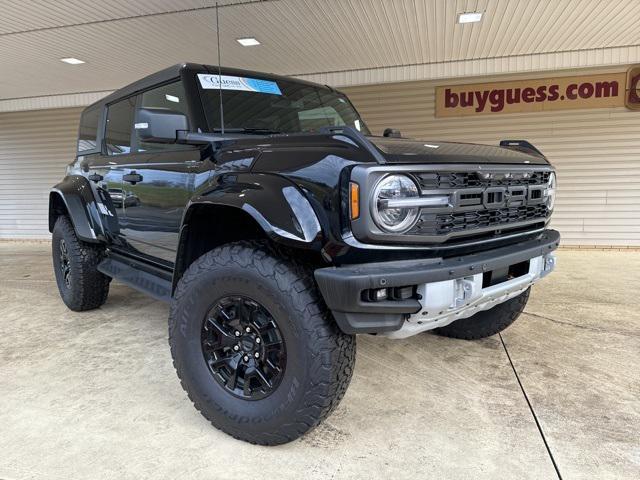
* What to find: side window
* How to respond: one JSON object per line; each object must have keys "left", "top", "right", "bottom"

{"left": 298, "top": 106, "right": 345, "bottom": 131}
{"left": 105, "top": 97, "right": 136, "bottom": 155}
{"left": 77, "top": 106, "right": 100, "bottom": 153}
{"left": 138, "top": 81, "right": 190, "bottom": 152}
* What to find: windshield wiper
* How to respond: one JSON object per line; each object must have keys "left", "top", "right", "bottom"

{"left": 211, "top": 128, "right": 283, "bottom": 135}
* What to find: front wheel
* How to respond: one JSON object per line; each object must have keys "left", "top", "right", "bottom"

{"left": 434, "top": 289, "right": 530, "bottom": 340}
{"left": 169, "top": 241, "right": 356, "bottom": 445}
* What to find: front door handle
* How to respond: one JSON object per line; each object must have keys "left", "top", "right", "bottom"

{"left": 123, "top": 172, "right": 143, "bottom": 184}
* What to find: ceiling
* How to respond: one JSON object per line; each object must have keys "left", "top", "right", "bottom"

{"left": 1, "top": 0, "right": 639, "bottom": 101}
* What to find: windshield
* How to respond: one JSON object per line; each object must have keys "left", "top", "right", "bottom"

{"left": 197, "top": 73, "right": 370, "bottom": 135}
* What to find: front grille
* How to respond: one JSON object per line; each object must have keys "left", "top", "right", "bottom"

{"left": 416, "top": 171, "right": 550, "bottom": 189}
{"left": 349, "top": 164, "right": 554, "bottom": 246}
{"left": 409, "top": 204, "right": 549, "bottom": 235}
{"left": 402, "top": 168, "right": 552, "bottom": 240}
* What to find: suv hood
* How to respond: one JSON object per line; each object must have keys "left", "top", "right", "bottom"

{"left": 367, "top": 136, "right": 548, "bottom": 165}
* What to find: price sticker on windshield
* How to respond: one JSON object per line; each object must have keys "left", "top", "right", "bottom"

{"left": 198, "top": 74, "right": 282, "bottom": 95}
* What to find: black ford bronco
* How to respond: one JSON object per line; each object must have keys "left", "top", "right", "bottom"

{"left": 49, "top": 63, "right": 559, "bottom": 445}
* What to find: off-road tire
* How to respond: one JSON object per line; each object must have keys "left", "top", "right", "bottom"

{"left": 169, "top": 241, "right": 356, "bottom": 445}
{"left": 434, "top": 289, "right": 530, "bottom": 340}
{"left": 52, "top": 216, "right": 110, "bottom": 311}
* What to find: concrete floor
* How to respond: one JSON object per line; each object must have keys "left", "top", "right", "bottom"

{"left": 0, "top": 243, "right": 638, "bottom": 480}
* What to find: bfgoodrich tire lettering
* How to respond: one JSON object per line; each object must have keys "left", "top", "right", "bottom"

{"left": 52, "top": 216, "right": 110, "bottom": 311}
{"left": 169, "top": 241, "right": 356, "bottom": 445}
{"left": 434, "top": 289, "right": 530, "bottom": 340}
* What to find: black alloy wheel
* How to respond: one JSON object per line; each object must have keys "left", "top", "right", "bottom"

{"left": 201, "top": 295, "right": 286, "bottom": 400}
{"left": 59, "top": 238, "right": 71, "bottom": 288}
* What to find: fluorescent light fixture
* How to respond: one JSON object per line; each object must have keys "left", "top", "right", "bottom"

{"left": 165, "top": 94, "right": 180, "bottom": 103}
{"left": 457, "top": 12, "right": 483, "bottom": 24}
{"left": 60, "top": 57, "right": 85, "bottom": 65}
{"left": 236, "top": 37, "right": 260, "bottom": 46}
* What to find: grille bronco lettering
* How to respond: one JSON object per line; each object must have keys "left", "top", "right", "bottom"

{"left": 406, "top": 170, "right": 551, "bottom": 239}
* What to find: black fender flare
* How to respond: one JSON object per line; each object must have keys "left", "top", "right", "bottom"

{"left": 183, "top": 172, "right": 323, "bottom": 247}
{"left": 49, "top": 175, "right": 108, "bottom": 243}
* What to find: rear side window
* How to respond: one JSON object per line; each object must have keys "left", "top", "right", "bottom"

{"left": 105, "top": 97, "right": 136, "bottom": 155}
{"left": 77, "top": 106, "right": 100, "bottom": 153}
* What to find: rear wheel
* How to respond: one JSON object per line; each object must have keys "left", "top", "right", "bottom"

{"left": 52, "top": 216, "right": 110, "bottom": 311}
{"left": 434, "top": 289, "right": 530, "bottom": 340}
{"left": 169, "top": 241, "right": 356, "bottom": 445}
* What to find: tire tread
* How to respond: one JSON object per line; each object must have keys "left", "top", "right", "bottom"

{"left": 168, "top": 241, "right": 355, "bottom": 445}
{"left": 52, "top": 216, "right": 110, "bottom": 311}
{"left": 434, "top": 289, "right": 530, "bottom": 340}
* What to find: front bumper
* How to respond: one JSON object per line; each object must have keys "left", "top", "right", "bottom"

{"left": 314, "top": 229, "right": 560, "bottom": 336}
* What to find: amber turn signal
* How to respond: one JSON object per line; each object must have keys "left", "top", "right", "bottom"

{"left": 350, "top": 182, "right": 360, "bottom": 220}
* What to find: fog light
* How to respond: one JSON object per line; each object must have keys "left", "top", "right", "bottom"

{"left": 374, "top": 288, "right": 388, "bottom": 301}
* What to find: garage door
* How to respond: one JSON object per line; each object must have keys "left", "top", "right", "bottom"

{"left": 345, "top": 73, "right": 640, "bottom": 247}
{"left": 0, "top": 108, "right": 81, "bottom": 239}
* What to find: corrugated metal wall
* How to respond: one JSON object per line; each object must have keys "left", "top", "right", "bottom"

{"left": 343, "top": 69, "right": 640, "bottom": 247}
{"left": 0, "top": 108, "right": 81, "bottom": 239}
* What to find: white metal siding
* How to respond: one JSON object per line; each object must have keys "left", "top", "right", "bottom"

{"left": 344, "top": 70, "right": 640, "bottom": 247}
{"left": 2, "top": 69, "right": 639, "bottom": 246}
{"left": 0, "top": 108, "right": 81, "bottom": 239}
{"left": 0, "top": 91, "right": 111, "bottom": 114}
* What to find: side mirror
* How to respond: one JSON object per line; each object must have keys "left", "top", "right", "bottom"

{"left": 383, "top": 128, "right": 402, "bottom": 138}
{"left": 134, "top": 107, "right": 189, "bottom": 143}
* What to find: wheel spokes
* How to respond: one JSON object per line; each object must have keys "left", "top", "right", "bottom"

{"left": 58, "top": 239, "right": 71, "bottom": 288}
{"left": 205, "top": 317, "right": 238, "bottom": 349}
{"left": 265, "top": 358, "right": 282, "bottom": 373}
{"left": 226, "top": 364, "right": 239, "bottom": 390}
{"left": 253, "top": 365, "right": 273, "bottom": 389}
{"left": 263, "top": 338, "right": 284, "bottom": 353}
{"left": 242, "top": 374, "right": 253, "bottom": 396}
{"left": 201, "top": 295, "right": 286, "bottom": 400}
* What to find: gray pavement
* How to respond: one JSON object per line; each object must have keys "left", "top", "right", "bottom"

{"left": 0, "top": 243, "right": 638, "bottom": 479}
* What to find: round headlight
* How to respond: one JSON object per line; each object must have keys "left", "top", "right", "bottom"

{"left": 546, "top": 172, "right": 557, "bottom": 210}
{"left": 371, "top": 174, "right": 420, "bottom": 232}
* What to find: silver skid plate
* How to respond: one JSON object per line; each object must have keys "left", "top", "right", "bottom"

{"left": 382, "top": 253, "right": 556, "bottom": 339}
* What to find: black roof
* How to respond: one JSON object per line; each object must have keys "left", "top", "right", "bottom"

{"left": 87, "top": 62, "right": 329, "bottom": 110}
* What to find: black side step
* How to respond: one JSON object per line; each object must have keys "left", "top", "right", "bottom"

{"left": 97, "top": 254, "right": 172, "bottom": 303}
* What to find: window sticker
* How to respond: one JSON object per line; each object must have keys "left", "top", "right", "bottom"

{"left": 198, "top": 73, "right": 282, "bottom": 95}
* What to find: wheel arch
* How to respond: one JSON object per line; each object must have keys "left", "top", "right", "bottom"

{"left": 173, "top": 176, "right": 325, "bottom": 291}
{"left": 49, "top": 175, "right": 106, "bottom": 243}
{"left": 173, "top": 204, "right": 267, "bottom": 290}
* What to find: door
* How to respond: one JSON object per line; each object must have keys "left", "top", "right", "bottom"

{"left": 117, "top": 81, "right": 202, "bottom": 265}
{"left": 83, "top": 97, "right": 136, "bottom": 248}
{"left": 119, "top": 150, "right": 197, "bottom": 264}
